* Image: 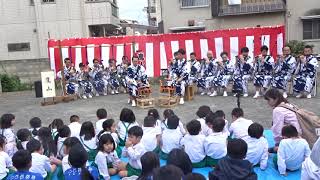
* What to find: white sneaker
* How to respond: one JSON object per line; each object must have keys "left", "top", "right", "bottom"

{"left": 200, "top": 92, "right": 206, "bottom": 96}
{"left": 88, "top": 94, "right": 92, "bottom": 99}
{"left": 103, "top": 92, "right": 107, "bottom": 96}
{"left": 115, "top": 90, "right": 119, "bottom": 94}
{"left": 296, "top": 94, "right": 303, "bottom": 98}
{"left": 210, "top": 91, "right": 217, "bottom": 97}
{"left": 243, "top": 93, "right": 249, "bottom": 97}
{"left": 223, "top": 91, "right": 228, "bottom": 97}
{"left": 95, "top": 93, "right": 100, "bottom": 97}
{"left": 82, "top": 95, "right": 87, "bottom": 99}
{"left": 283, "top": 92, "right": 288, "bottom": 98}
{"left": 127, "top": 99, "right": 131, "bottom": 104}
{"left": 307, "top": 94, "right": 312, "bottom": 99}
{"left": 131, "top": 100, "right": 136, "bottom": 107}
{"left": 123, "top": 90, "right": 127, "bottom": 93}
{"left": 179, "top": 98, "right": 184, "bottom": 105}
{"left": 253, "top": 92, "right": 260, "bottom": 99}
{"left": 111, "top": 90, "right": 115, "bottom": 95}
{"left": 207, "top": 92, "right": 212, "bottom": 96}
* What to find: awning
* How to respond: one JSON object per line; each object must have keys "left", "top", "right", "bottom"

{"left": 301, "top": 15, "right": 320, "bottom": 20}
{"left": 169, "top": 26, "right": 206, "bottom": 32}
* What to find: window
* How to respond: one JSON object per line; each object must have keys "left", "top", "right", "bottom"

{"left": 42, "top": 0, "right": 55, "bottom": 3}
{"left": 181, "top": 0, "right": 209, "bottom": 8}
{"left": 303, "top": 19, "right": 320, "bottom": 40}
{"left": 112, "top": 4, "right": 118, "bottom": 17}
{"left": 30, "top": 0, "right": 34, "bottom": 5}
{"left": 8, "top": 43, "right": 31, "bottom": 52}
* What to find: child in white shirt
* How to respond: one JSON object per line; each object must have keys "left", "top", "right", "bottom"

{"left": 0, "top": 135, "right": 13, "bottom": 179}
{"left": 68, "top": 115, "right": 82, "bottom": 138}
{"left": 117, "top": 108, "right": 139, "bottom": 146}
{"left": 95, "top": 134, "right": 121, "bottom": 179}
{"left": 61, "top": 137, "right": 81, "bottom": 172}
{"left": 29, "top": 117, "right": 42, "bottom": 138}
{"left": 95, "top": 108, "right": 108, "bottom": 134}
{"left": 160, "top": 114, "right": 183, "bottom": 160}
{"left": 161, "top": 109, "right": 186, "bottom": 135}
{"left": 147, "top": 109, "right": 162, "bottom": 130}
{"left": 0, "top": 113, "right": 17, "bottom": 157}
{"left": 215, "top": 110, "right": 230, "bottom": 136}
{"left": 79, "top": 121, "right": 98, "bottom": 162}
{"left": 196, "top": 105, "right": 213, "bottom": 136}
{"left": 118, "top": 126, "right": 147, "bottom": 177}
{"left": 243, "top": 123, "right": 268, "bottom": 170}
{"left": 181, "top": 120, "right": 206, "bottom": 168}
{"left": 16, "top": 129, "right": 32, "bottom": 150}
{"left": 276, "top": 125, "right": 311, "bottom": 176}
{"left": 56, "top": 125, "right": 71, "bottom": 159}
{"left": 49, "top": 118, "right": 64, "bottom": 140}
{"left": 26, "top": 139, "right": 53, "bottom": 178}
{"left": 141, "top": 116, "right": 161, "bottom": 152}
{"left": 204, "top": 117, "right": 228, "bottom": 167}
{"left": 229, "top": 108, "right": 253, "bottom": 139}
{"left": 301, "top": 137, "right": 320, "bottom": 180}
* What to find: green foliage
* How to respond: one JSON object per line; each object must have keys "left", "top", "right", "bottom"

{"left": 0, "top": 74, "right": 32, "bottom": 92}
{"left": 286, "top": 40, "right": 314, "bottom": 56}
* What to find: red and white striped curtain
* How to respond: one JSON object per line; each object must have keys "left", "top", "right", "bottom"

{"left": 48, "top": 25, "right": 285, "bottom": 77}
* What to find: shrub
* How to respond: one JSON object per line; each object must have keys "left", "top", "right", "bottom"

{"left": 0, "top": 74, "right": 31, "bottom": 92}
{"left": 286, "top": 40, "right": 314, "bottom": 56}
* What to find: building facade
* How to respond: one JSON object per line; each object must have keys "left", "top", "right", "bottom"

{"left": 0, "top": 0, "right": 120, "bottom": 82}
{"left": 161, "top": 0, "right": 320, "bottom": 53}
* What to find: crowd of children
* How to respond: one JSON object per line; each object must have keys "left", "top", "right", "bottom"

{"left": 0, "top": 98, "right": 319, "bottom": 179}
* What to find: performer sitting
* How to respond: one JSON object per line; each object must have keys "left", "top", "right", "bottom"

{"left": 188, "top": 52, "right": 201, "bottom": 85}
{"left": 214, "top": 52, "right": 235, "bottom": 97}
{"left": 253, "top": 45, "right": 275, "bottom": 99}
{"left": 169, "top": 49, "right": 190, "bottom": 105}
{"left": 117, "top": 56, "right": 130, "bottom": 93}
{"left": 77, "top": 63, "right": 93, "bottom": 99}
{"left": 89, "top": 59, "right": 108, "bottom": 96}
{"left": 107, "top": 59, "right": 120, "bottom": 95}
{"left": 126, "top": 55, "right": 149, "bottom": 107}
{"left": 57, "top": 58, "right": 79, "bottom": 96}
{"left": 294, "top": 45, "right": 318, "bottom": 99}
{"left": 272, "top": 46, "right": 296, "bottom": 98}
{"left": 198, "top": 51, "right": 217, "bottom": 96}
{"left": 233, "top": 47, "right": 254, "bottom": 97}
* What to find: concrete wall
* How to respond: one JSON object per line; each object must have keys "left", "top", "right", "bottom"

{"left": 286, "top": 0, "right": 320, "bottom": 53}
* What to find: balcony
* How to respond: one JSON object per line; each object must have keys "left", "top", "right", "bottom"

{"left": 214, "top": 0, "right": 286, "bottom": 16}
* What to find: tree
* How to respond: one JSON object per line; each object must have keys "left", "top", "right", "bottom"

{"left": 286, "top": 40, "right": 314, "bottom": 56}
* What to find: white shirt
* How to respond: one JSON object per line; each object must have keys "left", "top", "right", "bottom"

{"left": 181, "top": 134, "right": 206, "bottom": 163}
{"left": 62, "top": 155, "right": 71, "bottom": 173}
{"left": 141, "top": 127, "right": 161, "bottom": 152}
{"left": 21, "top": 141, "right": 28, "bottom": 150}
{"left": 29, "top": 152, "right": 51, "bottom": 178}
{"left": 68, "top": 122, "right": 82, "bottom": 138}
{"left": 196, "top": 118, "right": 212, "bottom": 136}
{"left": 204, "top": 132, "right": 228, "bottom": 159}
{"left": 122, "top": 142, "right": 146, "bottom": 169}
{"left": 0, "top": 128, "right": 17, "bottom": 157}
{"left": 57, "top": 137, "right": 67, "bottom": 159}
{"left": 117, "top": 121, "right": 139, "bottom": 141}
{"left": 161, "top": 128, "right": 183, "bottom": 154}
{"left": 229, "top": 117, "right": 253, "bottom": 139}
{"left": 243, "top": 136, "right": 269, "bottom": 170}
{"left": 223, "top": 119, "right": 230, "bottom": 136}
{"left": 277, "top": 138, "right": 311, "bottom": 175}
{"left": 0, "top": 151, "right": 12, "bottom": 179}
{"left": 161, "top": 119, "right": 186, "bottom": 135}
{"left": 95, "top": 118, "right": 107, "bottom": 134}
{"left": 80, "top": 136, "right": 97, "bottom": 151}
{"left": 301, "top": 157, "right": 320, "bottom": 180}
{"left": 98, "top": 131, "right": 119, "bottom": 146}
{"left": 95, "top": 151, "right": 120, "bottom": 180}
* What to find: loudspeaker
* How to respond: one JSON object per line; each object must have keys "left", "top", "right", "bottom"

{"left": 34, "top": 81, "right": 42, "bottom": 98}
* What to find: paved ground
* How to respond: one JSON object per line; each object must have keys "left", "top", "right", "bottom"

{"left": 0, "top": 84, "right": 319, "bottom": 131}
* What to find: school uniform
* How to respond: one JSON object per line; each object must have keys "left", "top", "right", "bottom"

{"left": 253, "top": 55, "right": 275, "bottom": 89}
{"left": 68, "top": 122, "right": 82, "bottom": 138}
{"left": 122, "top": 142, "right": 147, "bottom": 177}
{"left": 95, "top": 151, "right": 120, "bottom": 180}
{"left": 6, "top": 171, "right": 43, "bottom": 180}
{"left": 170, "top": 58, "right": 190, "bottom": 96}
{"left": 29, "top": 152, "right": 51, "bottom": 178}
{"left": 117, "top": 121, "right": 139, "bottom": 146}
{"left": 243, "top": 136, "right": 268, "bottom": 170}
{"left": 98, "top": 131, "right": 120, "bottom": 145}
{"left": 126, "top": 64, "right": 149, "bottom": 98}
{"left": 223, "top": 119, "right": 230, "bottom": 136}
{"left": 160, "top": 128, "right": 183, "bottom": 159}
{"left": 57, "top": 137, "right": 67, "bottom": 159}
{"left": 277, "top": 138, "right": 311, "bottom": 175}
{"left": 294, "top": 55, "right": 318, "bottom": 94}
{"left": 301, "top": 157, "right": 320, "bottom": 180}
{"left": 79, "top": 136, "right": 97, "bottom": 152}
{"left": 0, "top": 128, "right": 17, "bottom": 157}
{"left": 181, "top": 134, "right": 206, "bottom": 168}
{"left": 21, "top": 141, "right": 28, "bottom": 150}
{"left": 204, "top": 132, "right": 228, "bottom": 166}
{"left": 161, "top": 119, "right": 186, "bottom": 135}
{"left": 0, "top": 151, "right": 12, "bottom": 179}
{"left": 196, "top": 118, "right": 212, "bottom": 136}
{"left": 62, "top": 155, "right": 71, "bottom": 173}
{"left": 233, "top": 56, "right": 253, "bottom": 95}
{"left": 141, "top": 126, "right": 161, "bottom": 152}
{"left": 229, "top": 117, "right": 253, "bottom": 139}
{"left": 64, "top": 166, "right": 99, "bottom": 180}
{"left": 95, "top": 118, "right": 107, "bottom": 134}
{"left": 272, "top": 55, "right": 296, "bottom": 91}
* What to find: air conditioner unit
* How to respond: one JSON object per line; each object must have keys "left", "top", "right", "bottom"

{"left": 188, "top": 20, "right": 195, "bottom": 26}
{"left": 228, "top": 0, "right": 241, "bottom": 5}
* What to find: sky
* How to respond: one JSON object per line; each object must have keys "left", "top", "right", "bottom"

{"left": 118, "top": 0, "right": 148, "bottom": 25}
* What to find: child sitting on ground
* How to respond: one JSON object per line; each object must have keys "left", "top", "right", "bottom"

{"left": 95, "top": 108, "right": 108, "bottom": 134}
{"left": 209, "top": 139, "right": 257, "bottom": 180}
{"left": 196, "top": 105, "right": 213, "bottom": 136}
{"left": 161, "top": 109, "right": 186, "bottom": 135}
{"left": 117, "top": 108, "right": 139, "bottom": 146}
{"left": 229, "top": 108, "right": 253, "bottom": 139}
{"left": 49, "top": 119, "right": 64, "bottom": 140}
{"left": 160, "top": 114, "right": 184, "bottom": 160}
{"left": 16, "top": 128, "right": 32, "bottom": 150}
{"left": 79, "top": 121, "right": 98, "bottom": 162}
{"left": 147, "top": 109, "right": 162, "bottom": 130}
{"left": 138, "top": 151, "right": 160, "bottom": 180}
{"left": 56, "top": 125, "right": 71, "bottom": 159}
{"left": 215, "top": 110, "right": 230, "bottom": 136}
{"left": 243, "top": 123, "right": 268, "bottom": 170}
{"left": 276, "top": 125, "right": 311, "bottom": 176}
{"left": 95, "top": 134, "right": 121, "bottom": 179}
{"left": 302, "top": 137, "right": 320, "bottom": 179}
{"left": 204, "top": 117, "right": 228, "bottom": 167}
{"left": 97, "top": 119, "right": 121, "bottom": 157}
{"left": 7, "top": 150, "right": 43, "bottom": 180}
{"left": 68, "top": 115, "right": 82, "bottom": 138}
{"left": 118, "top": 126, "right": 146, "bottom": 177}
{"left": 181, "top": 120, "right": 206, "bottom": 168}
{"left": 0, "top": 114, "right": 17, "bottom": 157}
{"left": 0, "top": 135, "right": 13, "bottom": 179}
{"left": 61, "top": 137, "right": 81, "bottom": 172}
{"left": 29, "top": 117, "right": 42, "bottom": 138}
{"left": 26, "top": 139, "right": 56, "bottom": 179}
{"left": 141, "top": 116, "right": 161, "bottom": 152}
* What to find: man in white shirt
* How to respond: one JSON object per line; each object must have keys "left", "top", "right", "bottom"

{"left": 95, "top": 108, "right": 108, "bottom": 134}
{"left": 68, "top": 115, "right": 82, "bottom": 138}
{"left": 229, "top": 108, "right": 253, "bottom": 139}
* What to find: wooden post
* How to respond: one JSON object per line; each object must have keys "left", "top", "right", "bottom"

{"left": 58, "top": 40, "right": 67, "bottom": 96}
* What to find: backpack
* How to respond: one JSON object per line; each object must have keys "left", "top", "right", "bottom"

{"left": 278, "top": 104, "right": 320, "bottom": 148}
